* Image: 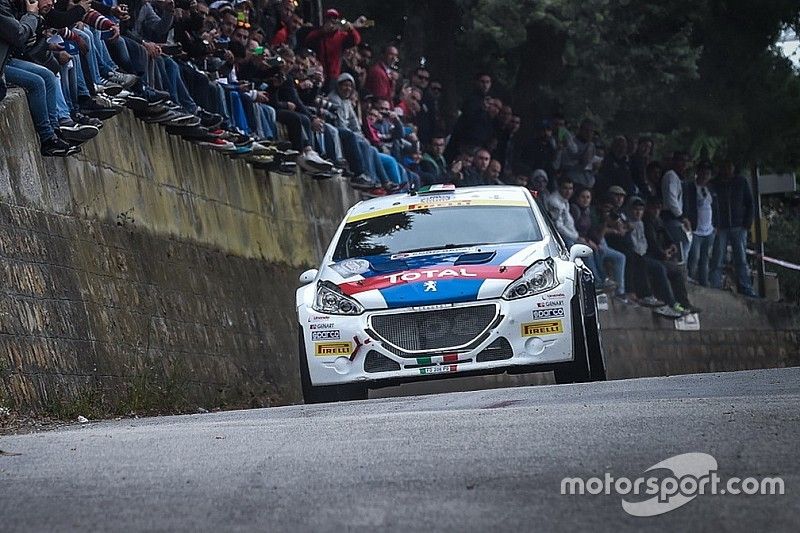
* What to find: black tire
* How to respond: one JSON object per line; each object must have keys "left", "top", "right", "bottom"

{"left": 554, "top": 269, "right": 610, "bottom": 384}
{"left": 579, "top": 270, "right": 607, "bottom": 381}
{"left": 298, "top": 328, "right": 368, "bottom": 403}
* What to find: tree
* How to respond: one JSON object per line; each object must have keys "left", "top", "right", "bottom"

{"left": 328, "top": 0, "right": 800, "bottom": 168}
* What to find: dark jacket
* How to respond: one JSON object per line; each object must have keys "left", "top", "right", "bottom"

{"left": 419, "top": 152, "right": 450, "bottom": 185}
{"left": 596, "top": 152, "right": 637, "bottom": 197}
{"left": 712, "top": 175, "right": 753, "bottom": 229}
{"left": 643, "top": 211, "right": 675, "bottom": 261}
{"left": 0, "top": 0, "right": 39, "bottom": 99}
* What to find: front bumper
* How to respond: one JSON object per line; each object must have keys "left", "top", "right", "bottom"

{"left": 299, "top": 284, "right": 577, "bottom": 386}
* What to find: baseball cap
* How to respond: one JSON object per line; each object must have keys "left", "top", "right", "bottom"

{"left": 325, "top": 8, "right": 341, "bottom": 19}
{"left": 608, "top": 185, "right": 626, "bottom": 195}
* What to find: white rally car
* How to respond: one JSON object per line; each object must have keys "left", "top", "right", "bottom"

{"left": 296, "top": 185, "right": 606, "bottom": 403}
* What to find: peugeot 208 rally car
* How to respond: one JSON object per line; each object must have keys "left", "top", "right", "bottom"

{"left": 296, "top": 185, "right": 606, "bottom": 403}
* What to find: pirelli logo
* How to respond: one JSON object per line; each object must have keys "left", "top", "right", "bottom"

{"left": 521, "top": 320, "right": 564, "bottom": 337}
{"left": 314, "top": 342, "right": 353, "bottom": 357}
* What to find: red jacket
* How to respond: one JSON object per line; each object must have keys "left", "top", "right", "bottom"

{"left": 364, "top": 62, "right": 394, "bottom": 101}
{"left": 305, "top": 28, "right": 361, "bottom": 81}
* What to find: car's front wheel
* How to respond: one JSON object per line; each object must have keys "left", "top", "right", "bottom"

{"left": 298, "top": 328, "right": 369, "bottom": 403}
{"left": 553, "top": 280, "right": 606, "bottom": 384}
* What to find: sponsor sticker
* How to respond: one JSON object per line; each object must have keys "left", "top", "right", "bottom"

{"left": 346, "top": 199, "right": 530, "bottom": 222}
{"left": 309, "top": 323, "right": 335, "bottom": 330}
{"left": 537, "top": 300, "right": 564, "bottom": 308}
{"left": 311, "top": 330, "right": 341, "bottom": 341}
{"left": 390, "top": 246, "right": 478, "bottom": 260}
{"left": 545, "top": 293, "right": 566, "bottom": 299}
{"left": 308, "top": 315, "right": 332, "bottom": 322}
{"left": 522, "top": 320, "right": 564, "bottom": 336}
{"left": 419, "top": 364, "right": 458, "bottom": 375}
{"left": 330, "top": 259, "right": 371, "bottom": 277}
{"left": 532, "top": 308, "right": 565, "bottom": 319}
{"left": 314, "top": 342, "right": 353, "bottom": 357}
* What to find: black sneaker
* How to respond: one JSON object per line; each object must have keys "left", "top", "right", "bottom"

{"left": 73, "top": 112, "right": 103, "bottom": 128}
{"left": 41, "top": 136, "right": 80, "bottom": 157}
{"left": 350, "top": 174, "right": 376, "bottom": 190}
{"left": 58, "top": 124, "right": 99, "bottom": 144}
{"left": 196, "top": 108, "right": 223, "bottom": 129}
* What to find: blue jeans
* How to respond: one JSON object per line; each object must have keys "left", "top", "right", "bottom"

{"left": 59, "top": 61, "right": 79, "bottom": 115}
{"left": 379, "top": 153, "right": 408, "bottom": 185}
{"left": 89, "top": 28, "right": 119, "bottom": 74}
{"left": 688, "top": 232, "right": 714, "bottom": 286}
{"left": 74, "top": 28, "right": 103, "bottom": 84}
{"left": 5, "top": 59, "right": 59, "bottom": 141}
{"left": 597, "top": 239, "right": 626, "bottom": 295}
{"left": 159, "top": 56, "right": 196, "bottom": 112}
{"left": 710, "top": 227, "right": 754, "bottom": 295}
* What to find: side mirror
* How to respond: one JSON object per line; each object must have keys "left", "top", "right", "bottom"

{"left": 299, "top": 269, "right": 318, "bottom": 285}
{"left": 569, "top": 244, "right": 593, "bottom": 262}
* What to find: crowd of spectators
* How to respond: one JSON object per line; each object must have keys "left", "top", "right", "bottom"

{"left": 0, "top": 1, "right": 758, "bottom": 311}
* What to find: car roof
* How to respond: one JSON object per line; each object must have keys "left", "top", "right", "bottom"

{"left": 347, "top": 185, "right": 534, "bottom": 220}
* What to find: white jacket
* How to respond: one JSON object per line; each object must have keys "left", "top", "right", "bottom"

{"left": 546, "top": 193, "right": 579, "bottom": 242}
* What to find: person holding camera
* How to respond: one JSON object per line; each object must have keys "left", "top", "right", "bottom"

{"left": 304, "top": 8, "right": 363, "bottom": 91}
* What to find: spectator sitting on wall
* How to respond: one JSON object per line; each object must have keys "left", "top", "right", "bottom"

{"left": 455, "top": 148, "right": 492, "bottom": 187}
{"left": 627, "top": 197, "right": 684, "bottom": 317}
{"left": 546, "top": 176, "right": 579, "bottom": 247}
{"left": 644, "top": 195, "right": 698, "bottom": 314}
{"left": 486, "top": 159, "right": 503, "bottom": 185}
{"left": 419, "top": 136, "right": 450, "bottom": 185}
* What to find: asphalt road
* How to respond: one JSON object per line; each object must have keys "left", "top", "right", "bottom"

{"left": 1, "top": 368, "right": 798, "bottom": 532}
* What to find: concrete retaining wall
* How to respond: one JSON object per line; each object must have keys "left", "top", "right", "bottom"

{"left": 1, "top": 89, "right": 358, "bottom": 414}
{"left": 1, "top": 88, "right": 798, "bottom": 414}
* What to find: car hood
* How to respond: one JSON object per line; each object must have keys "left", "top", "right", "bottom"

{"left": 321, "top": 242, "right": 548, "bottom": 309}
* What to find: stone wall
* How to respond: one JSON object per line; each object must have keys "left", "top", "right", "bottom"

{"left": 1, "top": 89, "right": 358, "bottom": 413}
{"left": 1, "top": 88, "right": 798, "bottom": 414}
{"left": 600, "top": 287, "right": 800, "bottom": 379}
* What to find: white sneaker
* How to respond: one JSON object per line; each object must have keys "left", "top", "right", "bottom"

{"left": 298, "top": 149, "right": 333, "bottom": 172}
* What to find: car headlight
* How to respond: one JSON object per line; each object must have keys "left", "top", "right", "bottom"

{"left": 313, "top": 281, "right": 365, "bottom": 315}
{"left": 502, "top": 259, "right": 558, "bottom": 300}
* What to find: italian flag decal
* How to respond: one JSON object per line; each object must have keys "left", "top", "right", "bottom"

{"left": 415, "top": 354, "right": 460, "bottom": 365}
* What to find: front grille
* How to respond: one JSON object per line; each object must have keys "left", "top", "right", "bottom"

{"left": 364, "top": 350, "right": 401, "bottom": 373}
{"left": 476, "top": 337, "right": 514, "bottom": 362}
{"left": 370, "top": 304, "right": 497, "bottom": 353}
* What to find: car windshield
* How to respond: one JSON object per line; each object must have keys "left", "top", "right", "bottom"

{"left": 332, "top": 205, "right": 543, "bottom": 261}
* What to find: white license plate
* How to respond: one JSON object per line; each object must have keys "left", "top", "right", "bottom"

{"left": 419, "top": 364, "right": 457, "bottom": 375}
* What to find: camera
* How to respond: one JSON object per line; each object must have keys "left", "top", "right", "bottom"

{"left": 315, "top": 96, "right": 339, "bottom": 113}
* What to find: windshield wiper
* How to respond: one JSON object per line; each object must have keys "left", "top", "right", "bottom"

{"left": 396, "top": 243, "right": 486, "bottom": 255}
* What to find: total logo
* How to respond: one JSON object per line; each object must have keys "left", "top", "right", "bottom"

{"left": 384, "top": 268, "right": 478, "bottom": 284}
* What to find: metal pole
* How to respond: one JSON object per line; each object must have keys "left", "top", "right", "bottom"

{"left": 315, "top": 0, "right": 323, "bottom": 26}
{"left": 751, "top": 163, "right": 766, "bottom": 297}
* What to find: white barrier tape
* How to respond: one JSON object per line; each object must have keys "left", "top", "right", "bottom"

{"left": 746, "top": 249, "right": 800, "bottom": 271}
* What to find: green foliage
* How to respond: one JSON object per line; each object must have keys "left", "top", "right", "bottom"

{"left": 765, "top": 212, "right": 800, "bottom": 303}
{"left": 331, "top": 0, "right": 800, "bottom": 168}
